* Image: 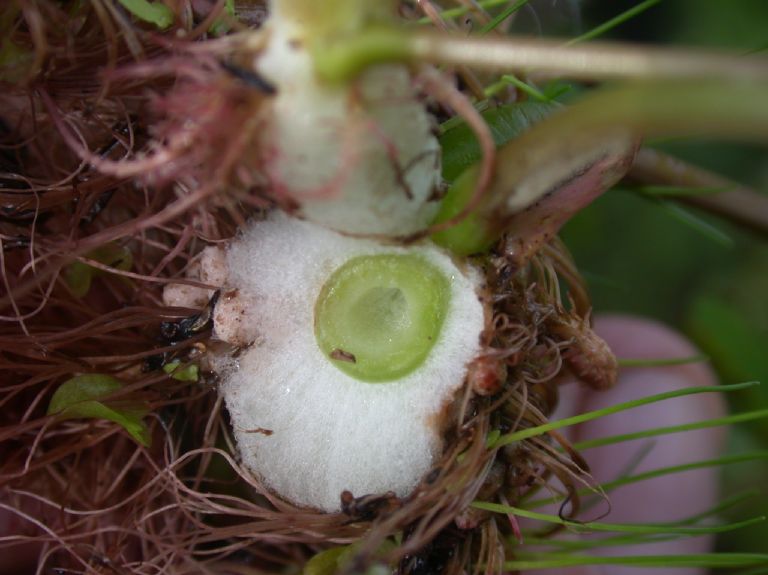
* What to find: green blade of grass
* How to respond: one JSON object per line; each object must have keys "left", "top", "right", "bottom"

{"left": 680, "top": 489, "right": 762, "bottom": 525}
{"left": 566, "top": 0, "right": 663, "bottom": 45}
{"left": 635, "top": 185, "right": 729, "bottom": 197}
{"left": 520, "top": 533, "right": 682, "bottom": 551}
{"left": 472, "top": 502, "right": 765, "bottom": 536}
{"left": 521, "top": 490, "right": 760, "bottom": 551}
{"left": 496, "top": 74, "right": 550, "bottom": 102}
{"left": 491, "top": 381, "right": 758, "bottom": 448}
{"left": 479, "top": 0, "right": 530, "bottom": 35}
{"left": 504, "top": 553, "right": 768, "bottom": 570}
{"left": 617, "top": 354, "right": 708, "bottom": 367}
{"left": 527, "top": 452, "right": 768, "bottom": 508}
{"left": 572, "top": 407, "right": 768, "bottom": 451}
{"left": 658, "top": 200, "right": 734, "bottom": 247}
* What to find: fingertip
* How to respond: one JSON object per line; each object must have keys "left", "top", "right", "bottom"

{"left": 541, "top": 315, "right": 726, "bottom": 575}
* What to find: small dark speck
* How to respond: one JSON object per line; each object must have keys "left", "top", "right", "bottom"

{"left": 220, "top": 61, "right": 277, "bottom": 95}
{"left": 244, "top": 427, "right": 273, "bottom": 436}
{"left": 330, "top": 349, "right": 357, "bottom": 363}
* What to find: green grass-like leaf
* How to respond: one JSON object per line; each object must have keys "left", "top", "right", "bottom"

{"left": 566, "top": 0, "right": 664, "bottom": 45}
{"left": 527, "top": 452, "right": 768, "bottom": 509}
{"left": 521, "top": 491, "right": 760, "bottom": 551}
{"left": 617, "top": 353, "right": 708, "bottom": 367}
{"left": 479, "top": 0, "right": 530, "bottom": 35}
{"left": 504, "top": 552, "right": 768, "bottom": 570}
{"left": 491, "top": 381, "right": 758, "bottom": 448}
{"left": 47, "top": 374, "right": 150, "bottom": 446}
{"left": 634, "top": 184, "right": 729, "bottom": 197}
{"left": 657, "top": 200, "right": 734, "bottom": 247}
{"left": 500, "top": 75, "right": 549, "bottom": 102}
{"left": 572, "top": 407, "right": 768, "bottom": 451}
{"left": 472, "top": 502, "right": 765, "bottom": 536}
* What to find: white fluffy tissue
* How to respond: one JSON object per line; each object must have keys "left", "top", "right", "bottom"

{"left": 209, "top": 214, "right": 485, "bottom": 512}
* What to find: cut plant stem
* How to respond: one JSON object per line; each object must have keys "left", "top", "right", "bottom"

{"left": 315, "top": 254, "right": 450, "bottom": 383}
{"left": 201, "top": 214, "right": 485, "bottom": 511}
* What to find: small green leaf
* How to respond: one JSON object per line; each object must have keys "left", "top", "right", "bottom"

{"left": 64, "top": 261, "right": 94, "bottom": 299}
{"left": 0, "top": 38, "right": 32, "bottom": 83}
{"left": 163, "top": 360, "right": 199, "bottom": 382}
{"left": 304, "top": 540, "right": 396, "bottom": 575}
{"left": 209, "top": 0, "right": 236, "bottom": 36}
{"left": 117, "top": 0, "right": 174, "bottom": 29}
{"left": 439, "top": 101, "right": 557, "bottom": 183}
{"left": 47, "top": 374, "right": 151, "bottom": 446}
{"left": 65, "top": 243, "right": 133, "bottom": 298}
{"left": 430, "top": 166, "right": 496, "bottom": 256}
{"left": 304, "top": 547, "right": 348, "bottom": 575}
{"left": 432, "top": 102, "right": 559, "bottom": 256}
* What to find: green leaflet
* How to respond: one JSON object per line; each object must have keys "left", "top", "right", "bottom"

{"left": 64, "top": 243, "right": 133, "bottom": 298}
{"left": 163, "top": 361, "right": 199, "bottom": 382}
{"left": 47, "top": 374, "right": 150, "bottom": 446}
{"left": 117, "top": 0, "right": 174, "bottom": 29}
{"left": 439, "top": 101, "right": 557, "bottom": 183}
{"left": 209, "top": 0, "right": 236, "bottom": 36}
{"left": 432, "top": 101, "right": 558, "bottom": 255}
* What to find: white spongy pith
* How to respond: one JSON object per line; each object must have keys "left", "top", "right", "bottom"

{"left": 217, "top": 213, "right": 485, "bottom": 512}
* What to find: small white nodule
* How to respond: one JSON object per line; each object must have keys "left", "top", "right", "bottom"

{"left": 205, "top": 213, "right": 485, "bottom": 512}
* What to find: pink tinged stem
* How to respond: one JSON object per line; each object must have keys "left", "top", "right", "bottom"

{"left": 502, "top": 138, "right": 638, "bottom": 267}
